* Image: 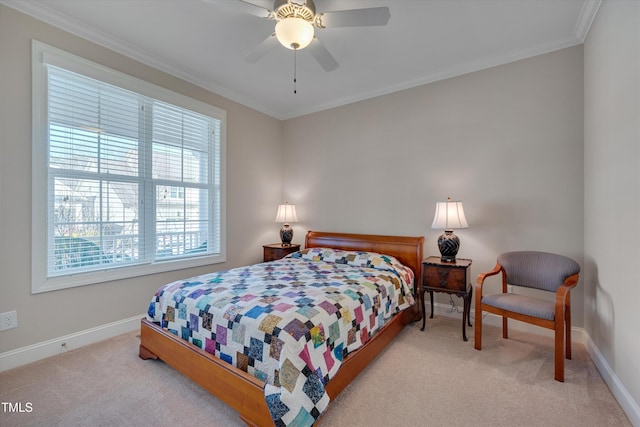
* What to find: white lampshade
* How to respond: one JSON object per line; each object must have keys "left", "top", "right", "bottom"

{"left": 431, "top": 199, "right": 469, "bottom": 230}
{"left": 275, "top": 203, "right": 299, "bottom": 223}
{"left": 275, "top": 17, "right": 314, "bottom": 50}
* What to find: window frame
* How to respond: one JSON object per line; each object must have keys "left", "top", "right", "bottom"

{"left": 31, "top": 40, "right": 227, "bottom": 294}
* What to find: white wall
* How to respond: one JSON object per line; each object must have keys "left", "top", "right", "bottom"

{"left": 283, "top": 46, "right": 585, "bottom": 324}
{"left": 584, "top": 0, "right": 640, "bottom": 416}
{"left": 0, "top": 5, "right": 283, "bottom": 353}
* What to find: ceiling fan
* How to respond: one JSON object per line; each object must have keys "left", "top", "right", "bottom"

{"left": 206, "top": 0, "right": 391, "bottom": 72}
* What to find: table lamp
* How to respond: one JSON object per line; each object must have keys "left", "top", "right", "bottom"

{"left": 431, "top": 197, "right": 468, "bottom": 262}
{"left": 275, "top": 202, "right": 298, "bottom": 246}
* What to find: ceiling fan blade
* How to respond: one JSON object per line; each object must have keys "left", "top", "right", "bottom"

{"left": 318, "top": 7, "right": 390, "bottom": 27}
{"left": 202, "top": 0, "right": 273, "bottom": 19}
{"left": 308, "top": 38, "right": 339, "bottom": 72}
{"left": 243, "top": 34, "right": 279, "bottom": 63}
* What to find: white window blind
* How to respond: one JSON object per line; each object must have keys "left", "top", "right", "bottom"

{"left": 32, "top": 41, "right": 226, "bottom": 293}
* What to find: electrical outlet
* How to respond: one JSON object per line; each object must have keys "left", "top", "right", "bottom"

{"left": 0, "top": 310, "right": 18, "bottom": 331}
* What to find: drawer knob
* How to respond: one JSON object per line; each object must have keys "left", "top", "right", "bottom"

{"left": 438, "top": 270, "right": 448, "bottom": 287}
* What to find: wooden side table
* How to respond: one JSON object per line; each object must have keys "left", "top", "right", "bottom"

{"left": 263, "top": 243, "right": 301, "bottom": 262}
{"left": 420, "top": 256, "right": 473, "bottom": 341}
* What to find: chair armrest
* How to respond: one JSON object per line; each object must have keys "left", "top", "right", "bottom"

{"left": 475, "top": 263, "right": 503, "bottom": 296}
{"left": 554, "top": 273, "right": 580, "bottom": 308}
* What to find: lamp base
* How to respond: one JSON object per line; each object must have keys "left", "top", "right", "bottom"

{"left": 280, "top": 224, "right": 293, "bottom": 246}
{"left": 437, "top": 230, "right": 460, "bottom": 263}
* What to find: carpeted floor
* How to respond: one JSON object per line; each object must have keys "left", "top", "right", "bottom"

{"left": 0, "top": 317, "right": 631, "bottom": 426}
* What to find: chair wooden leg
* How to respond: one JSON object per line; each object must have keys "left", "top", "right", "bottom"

{"left": 474, "top": 319, "right": 482, "bottom": 350}
{"left": 502, "top": 316, "right": 508, "bottom": 339}
{"left": 565, "top": 300, "right": 572, "bottom": 360}
{"left": 555, "top": 316, "right": 565, "bottom": 382}
{"left": 474, "top": 302, "right": 482, "bottom": 351}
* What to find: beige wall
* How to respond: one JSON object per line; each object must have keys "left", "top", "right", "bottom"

{"left": 584, "top": 0, "right": 640, "bottom": 414}
{"left": 0, "top": 5, "right": 283, "bottom": 352}
{"left": 283, "top": 46, "right": 585, "bottom": 323}
{"left": 2, "top": 1, "right": 639, "bottom": 419}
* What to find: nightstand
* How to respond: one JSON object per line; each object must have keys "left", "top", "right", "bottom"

{"left": 420, "top": 256, "right": 473, "bottom": 341}
{"left": 263, "top": 243, "right": 301, "bottom": 262}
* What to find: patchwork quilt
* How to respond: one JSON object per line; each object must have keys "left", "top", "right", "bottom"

{"left": 147, "top": 247, "right": 415, "bottom": 427}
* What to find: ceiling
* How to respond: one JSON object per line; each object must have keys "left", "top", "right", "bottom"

{"left": 4, "top": 0, "right": 600, "bottom": 120}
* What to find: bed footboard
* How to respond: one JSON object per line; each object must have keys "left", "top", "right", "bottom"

{"left": 139, "top": 318, "right": 272, "bottom": 426}
{"left": 139, "top": 306, "right": 413, "bottom": 426}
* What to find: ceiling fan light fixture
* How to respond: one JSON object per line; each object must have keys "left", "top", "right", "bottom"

{"left": 275, "top": 17, "right": 314, "bottom": 50}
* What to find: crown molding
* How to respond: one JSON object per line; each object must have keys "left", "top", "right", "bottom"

{"left": 2, "top": 0, "right": 599, "bottom": 121}
{"left": 574, "top": 0, "right": 603, "bottom": 42}
{"left": 280, "top": 33, "right": 583, "bottom": 120}
{"left": 0, "top": 0, "right": 277, "bottom": 118}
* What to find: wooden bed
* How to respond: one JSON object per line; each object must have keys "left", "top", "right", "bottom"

{"left": 139, "top": 230, "right": 424, "bottom": 426}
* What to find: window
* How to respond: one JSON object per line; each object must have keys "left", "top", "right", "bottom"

{"left": 32, "top": 41, "right": 226, "bottom": 293}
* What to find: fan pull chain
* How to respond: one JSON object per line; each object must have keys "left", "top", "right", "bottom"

{"left": 293, "top": 48, "right": 297, "bottom": 94}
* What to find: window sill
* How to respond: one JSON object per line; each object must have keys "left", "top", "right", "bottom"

{"left": 32, "top": 253, "right": 226, "bottom": 294}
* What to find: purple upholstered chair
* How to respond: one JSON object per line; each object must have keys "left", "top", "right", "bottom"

{"left": 474, "top": 251, "right": 580, "bottom": 382}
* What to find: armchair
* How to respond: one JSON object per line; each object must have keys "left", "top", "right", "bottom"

{"left": 474, "top": 251, "right": 580, "bottom": 382}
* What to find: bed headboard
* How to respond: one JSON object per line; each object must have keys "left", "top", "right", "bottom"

{"left": 304, "top": 231, "right": 424, "bottom": 279}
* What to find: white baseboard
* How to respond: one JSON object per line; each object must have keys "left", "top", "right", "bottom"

{"left": 433, "top": 303, "right": 638, "bottom": 425}
{"left": 2, "top": 308, "right": 639, "bottom": 426}
{"left": 583, "top": 333, "right": 640, "bottom": 426}
{"left": 0, "top": 314, "right": 144, "bottom": 372}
